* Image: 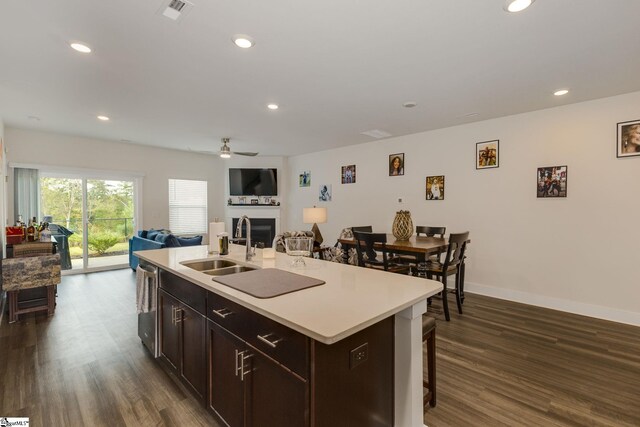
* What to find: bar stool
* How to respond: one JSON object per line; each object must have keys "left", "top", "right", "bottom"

{"left": 423, "top": 316, "right": 437, "bottom": 408}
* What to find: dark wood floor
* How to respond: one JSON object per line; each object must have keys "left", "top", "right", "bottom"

{"left": 0, "top": 269, "right": 219, "bottom": 427}
{"left": 1, "top": 269, "right": 639, "bottom": 426}
{"left": 424, "top": 293, "right": 640, "bottom": 427}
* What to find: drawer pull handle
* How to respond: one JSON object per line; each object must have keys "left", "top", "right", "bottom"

{"left": 240, "top": 353, "right": 253, "bottom": 381}
{"left": 234, "top": 349, "right": 241, "bottom": 376}
{"left": 212, "top": 307, "right": 233, "bottom": 319}
{"left": 257, "top": 333, "right": 283, "bottom": 348}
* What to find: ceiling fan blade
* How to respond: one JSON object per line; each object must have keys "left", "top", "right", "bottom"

{"left": 232, "top": 151, "right": 259, "bottom": 156}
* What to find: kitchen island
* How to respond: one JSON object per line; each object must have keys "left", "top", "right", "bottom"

{"left": 136, "top": 244, "right": 442, "bottom": 427}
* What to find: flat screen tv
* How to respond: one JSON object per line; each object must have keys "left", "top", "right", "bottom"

{"left": 229, "top": 168, "right": 278, "bottom": 196}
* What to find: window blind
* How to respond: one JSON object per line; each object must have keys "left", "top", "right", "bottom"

{"left": 168, "top": 179, "right": 208, "bottom": 235}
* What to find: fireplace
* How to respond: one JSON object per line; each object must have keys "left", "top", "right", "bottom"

{"left": 232, "top": 218, "right": 277, "bottom": 248}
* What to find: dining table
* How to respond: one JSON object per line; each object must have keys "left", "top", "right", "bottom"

{"left": 339, "top": 233, "right": 470, "bottom": 298}
{"left": 339, "top": 234, "right": 450, "bottom": 262}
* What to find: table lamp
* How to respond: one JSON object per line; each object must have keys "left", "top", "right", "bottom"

{"left": 303, "top": 206, "right": 327, "bottom": 246}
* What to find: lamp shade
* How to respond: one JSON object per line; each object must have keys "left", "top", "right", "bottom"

{"left": 303, "top": 207, "right": 327, "bottom": 224}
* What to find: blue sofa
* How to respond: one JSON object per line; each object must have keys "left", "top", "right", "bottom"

{"left": 129, "top": 229, "right": 202, "bottom": 270}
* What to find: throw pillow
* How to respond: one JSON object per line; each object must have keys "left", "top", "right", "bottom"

{"left": 164, "top": 234, "right": 181, "bottom": 248}
{"left": 176, "top": 236, "right": 203, "bottom": 247}
{"left": 155, "top": 233, "right": 181, "bottom": 248}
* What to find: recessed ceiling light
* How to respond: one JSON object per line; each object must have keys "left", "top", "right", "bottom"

{"left": 267, "top": 104, "right": 279, "bottom": 110}
{"left": 70, "top": 42, "right": 92, "bottom": 53}
{"left": 97, "top": 115, "right": 110, "bottom": 121}
{"left": 504, "top": 0, "right": 535, "bottom": 13}
{"left": 232, "top": 35, "right": 254, "bottom": 49}
{"left": 554, "top": 89, "right": 569, "bottom": 96}
{"left": 403, "top": 101, "right": 418, "bottom": 108}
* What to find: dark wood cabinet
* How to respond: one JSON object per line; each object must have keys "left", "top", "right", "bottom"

{"left": 159, "top": 289, "right": 180, "bottom": 370}
{"left": 156, "top": 268, "right": 393, "bottom": 427}
{"left": 179, "top": 303, "right": 206, "bottom": 398}
{"left": 159, "top": 288, "right": 206, "bottom": 400}
{"left": 247, "top": 348, "right": 307, "bottom": 427}
{"left": 208, "top": 321, "right": 247, "bottom": 427}
{"left": 207, "top": 320, "right": 307, "bottom": 427}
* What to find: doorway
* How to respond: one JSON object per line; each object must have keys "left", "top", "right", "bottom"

{"left": 39, "top": 172, "right": 140, "bottom": 273}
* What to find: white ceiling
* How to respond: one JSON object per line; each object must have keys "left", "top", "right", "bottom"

{"left": 1, "top": 0, "right": 639, "bottom": 156}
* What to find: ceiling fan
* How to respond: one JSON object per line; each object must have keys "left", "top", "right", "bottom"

{"left": 219, "top": 137, "right": 258, "bottom": 158}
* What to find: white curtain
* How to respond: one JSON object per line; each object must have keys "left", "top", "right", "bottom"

{"left": 14, "top": 167, "right": 39, "bottom": 223}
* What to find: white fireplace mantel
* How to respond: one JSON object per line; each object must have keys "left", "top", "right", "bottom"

{"left": 225, "top": 205, "right": 281, "bottom": 237}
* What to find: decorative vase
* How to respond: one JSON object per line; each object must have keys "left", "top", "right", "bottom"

{"left": 392, "top": 210, "right": 413, "bottom": 241}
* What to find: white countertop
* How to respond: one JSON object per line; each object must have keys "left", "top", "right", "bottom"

{"left": 136, "top": 244, "right": 442, "bottom": 344}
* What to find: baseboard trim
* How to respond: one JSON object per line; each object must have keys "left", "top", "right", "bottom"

{"left": 464, "top": 281, "right": 640, "bottom": 327}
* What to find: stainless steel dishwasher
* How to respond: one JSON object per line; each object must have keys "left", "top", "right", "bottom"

{"left": 137, "top": 261, "right": 160, "bottom": 358}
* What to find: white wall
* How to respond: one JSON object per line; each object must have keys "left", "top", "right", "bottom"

{"left": 286, "top": 91, "right": 640, "bottom": 326}
{"left": 4, "top": 128, "right": 226, "bottom": 241}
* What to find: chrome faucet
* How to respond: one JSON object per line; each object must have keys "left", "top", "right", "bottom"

{"left": 235, "top": 215, "right": 255, "bottom": 261}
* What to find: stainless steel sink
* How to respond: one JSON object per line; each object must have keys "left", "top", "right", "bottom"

{"left": 205, "top": 266, "right": 257, "bottom": 276}
{"left": 181, "top": 259, "right": 237, "bottom": 271}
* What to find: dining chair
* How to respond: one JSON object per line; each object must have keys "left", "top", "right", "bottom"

{"left": 351, "top": 225, "right": 373, "bottom": 233}
{"left": 422, "top": 315, "right": 437, "bottom": 408}
{"left": 353, "top": 231, "right": 410, "bottom": 274}
{"left": 416, "top": 226, "right": 446, "bottom": 238}
{"left": 416, "top": 226, "right": 447, "bottom": 264}
{"left": 395, "top": 226, "right": 448, "bottom": 271}
{"left": 425, "top": 231, "right": 469, "bottom": 321}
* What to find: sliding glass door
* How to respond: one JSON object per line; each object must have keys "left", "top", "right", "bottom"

{"left": 40, "top": 172, "right": 138, "bottom": 273}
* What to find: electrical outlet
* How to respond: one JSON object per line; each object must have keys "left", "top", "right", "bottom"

{"left": 350, "top": 343, "right": 368, "bottom": 369}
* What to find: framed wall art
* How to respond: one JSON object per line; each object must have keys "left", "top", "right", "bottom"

{"left": 299, "top": 171, "right": 311, "bottom": 187}
{"left": 319, "top": 184, "right": 332, "bottom": 202}
{"left": 389, "top": 153, "right": 404, "bottom": 176}
{"left": 617, "top": 120, "right": 640, "bottom": 158}
{"left": 426, "top": 176, "right": 445, "bottom": 200}
{"left": 476, "top": 140, "right": 499, "bottom": 169}
{"left": 536, "top": 166, "right": 567, "bottom": 198}
{"left": 341, "top": 165, "right": 356, "bottom": 184}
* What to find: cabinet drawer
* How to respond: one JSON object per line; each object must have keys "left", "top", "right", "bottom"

{"left": 160, "top": 269, "right": 207, "bottom": 315}
{"left": 206, "top": 291, "right": 253, "bottom": 341}
{"left": 207, "top": 291, "right": 309, "bottom": 379}
{"left": 248, "top": 314, "right": 309, "bottom": 379}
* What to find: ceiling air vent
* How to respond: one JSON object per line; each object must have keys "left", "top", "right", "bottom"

{"left": 158, "top": 0, "right": 194, "bottom": 22}
{"left": 360, "top": 129, "right": 392, "bottom": 139}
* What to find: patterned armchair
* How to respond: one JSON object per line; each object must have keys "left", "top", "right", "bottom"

{"left": 272, "top": 231, "right": 315, "bottom": 253}
{"left": 316, "top": 228, "right": 358, "bottom": 265}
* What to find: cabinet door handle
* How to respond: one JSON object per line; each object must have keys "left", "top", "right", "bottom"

{"left": 257, "top": 333, "right": 283, "bottom": 348}
{"left": 175, "top": 308, "right": 183, "bottom": 323}
{"left": 212, "top": 307, "right": 233, "bottom": 319}
{"left": 235, "top": 349, "right": 243, "bottom": 377}
{"left": 171, "top": 305, "right": 176, "bottom": 325}
{"left": 240, "top": 353, "right": 253, "bottom": 382}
